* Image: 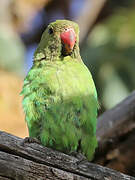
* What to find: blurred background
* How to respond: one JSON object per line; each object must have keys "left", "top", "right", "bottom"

{"left": 0, "top": 0, "right": 135, "bottom": 140}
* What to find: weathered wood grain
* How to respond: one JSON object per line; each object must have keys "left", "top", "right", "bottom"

{"left": 0, "top": 131, "right": 134, "bottom": 180}
{"left": 0, "top": 177, "right": 11, "bottom": 180}
{"left": 0, "top": 151, "right": 89, "bottom": 180}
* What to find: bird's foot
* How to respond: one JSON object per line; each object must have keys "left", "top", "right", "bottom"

{"left": 21, "top": 137, "right": 41, "bottom": 146}
{"left": 70, "top": 152, "right": 87, "bottom": 165}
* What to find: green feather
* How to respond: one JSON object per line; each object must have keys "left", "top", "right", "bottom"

{"left": 21, "top": 20, "right": 98, "bottom": 160}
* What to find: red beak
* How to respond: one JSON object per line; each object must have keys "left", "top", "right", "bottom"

{"left": 60, "top": 28, "right": 76, "bottom": 54}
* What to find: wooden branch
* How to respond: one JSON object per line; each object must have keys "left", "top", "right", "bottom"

{"left": 97, "top": 91, "right": 135, "bottom": 142}
{"left": 95, "top": 91, "right": 135, "bottom": 174}
{"left": 0, "top": 131, "right": 134, "bottom": 180}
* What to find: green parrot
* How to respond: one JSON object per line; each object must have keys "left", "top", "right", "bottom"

{"left": 21, "top": 20, "right": 98, "bottom": 161}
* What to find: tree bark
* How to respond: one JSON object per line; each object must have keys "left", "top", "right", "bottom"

{"left": 0, "top": 131, "right": 134, "bottom": 180}
{"left": 95, "top": 91, "right": 135, "bottom": 175}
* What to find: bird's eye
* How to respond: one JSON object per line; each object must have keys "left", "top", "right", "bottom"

{"left": 48, "top": 27, "right": 54, "bottom": 34}
{"left": 65, "top": 28, "right": 68, "bottom": 31}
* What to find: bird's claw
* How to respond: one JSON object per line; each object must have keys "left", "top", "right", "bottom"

{"left": 21, "top": 137, "right": 40, "bottom": 146}
{"left": 70, "top": 152, "right": 87, "bottom": 165}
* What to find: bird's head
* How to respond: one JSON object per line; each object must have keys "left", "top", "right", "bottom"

{"left": 34, "top": 20, "right": 81, "bottom": 61}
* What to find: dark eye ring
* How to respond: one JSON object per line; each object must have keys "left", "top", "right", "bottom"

{"left": 48, "top": 27, "right": 53, "bottom": 34}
